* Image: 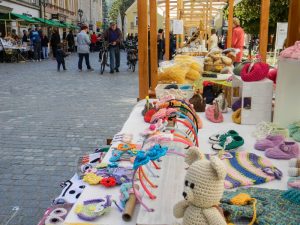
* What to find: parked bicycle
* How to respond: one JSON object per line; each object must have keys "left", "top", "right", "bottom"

{"left": 98, "top": 41, "right": 110, "bottom": 74}
{"left": 125, "top": 41, "right": 138, "bottom": 72}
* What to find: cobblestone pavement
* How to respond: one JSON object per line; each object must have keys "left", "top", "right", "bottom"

{"left": 0, "top": 52, "right": 138, "bottom": 225}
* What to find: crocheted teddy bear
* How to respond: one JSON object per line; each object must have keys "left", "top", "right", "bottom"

{"left": 173, "top": 147, "right": 227, "bottom": 225}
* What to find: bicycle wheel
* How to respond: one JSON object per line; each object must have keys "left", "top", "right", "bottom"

{"left": 101, "top": 52, "right": 106, "bottom": 74}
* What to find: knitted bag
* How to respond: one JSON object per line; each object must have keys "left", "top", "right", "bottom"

{"left": 231, "top": 98, "right": 251, "bottom": 112}
{"left": 240, "top": 62, "right": 269, "bottom": 82}
{"left": 205, "top": 100, "right": 223, "bottom": 123}
{"left": 189, "top": 93, "right": 206, "bottom": 112}
{"left": 222, "top": 187, "right": 300, "bottom": 225}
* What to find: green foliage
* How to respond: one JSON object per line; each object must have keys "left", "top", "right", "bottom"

{"left": 108, "top": 0, "right": 135, "bottom": 29}
{"left": 224, "top": 0, "right": 289, "bottom": 35}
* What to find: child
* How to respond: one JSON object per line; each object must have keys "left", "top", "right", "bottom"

{"left": 56, "top": 44, "right": 68, "bottom": 71}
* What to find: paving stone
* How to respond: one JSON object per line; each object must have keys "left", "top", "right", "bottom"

{"left": 0, "top": 52, "right": 138, "bottom": 223}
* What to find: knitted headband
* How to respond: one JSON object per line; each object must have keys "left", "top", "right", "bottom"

{"left": 132, "top": 146, "right": 186, "bottom": 212}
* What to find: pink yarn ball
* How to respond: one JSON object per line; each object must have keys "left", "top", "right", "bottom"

{"left": 267, "top": 68, "right": 277, "bottom": 84}
{"left": 149, "top": 124, "right": 156, "bottom": 130}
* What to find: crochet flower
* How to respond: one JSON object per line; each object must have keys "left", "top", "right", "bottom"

{"left": 100, "top": 177, "right": 117, "bottom": 187}
{"left": 83, "top": 173, "right": 103, "bottom": 185}
{"left": 133, "top": 151, "right": 150, "bottom": 170}
{"left": 147, "top": 144, "right": 168, "bottom": 161}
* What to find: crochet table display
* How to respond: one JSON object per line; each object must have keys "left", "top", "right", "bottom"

{"left": 64, "top": 100, "right": 291, "bottom": 225}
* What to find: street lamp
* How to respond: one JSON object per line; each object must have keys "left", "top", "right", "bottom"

{"left": 40, "top": 0, "right": 49, "bottom": 20}
{"left": 78, "top": 9, "right": 83, "bottom": 24}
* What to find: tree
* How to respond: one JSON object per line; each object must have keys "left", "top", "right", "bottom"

{"left": 108, "top": 0, "right": 135, "bottom": 31}
{"left": 224, "top": 0, "right": 289, "bottom": 35}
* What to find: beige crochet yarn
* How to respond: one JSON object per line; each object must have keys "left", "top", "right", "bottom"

{"left": 173, "top": 147, "right": 227, "bottom": 225}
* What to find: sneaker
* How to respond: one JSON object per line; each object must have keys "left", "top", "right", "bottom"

{"left": 110, "top": 70, "right": 114, "bottom": 74}
{"left": 78, "top": 69, "right": 83, "bottom": 72}
{"left": 265, "top": 141, "right": 299, "bottom": 159}
{"left": 115, "top": 68, "right": 119, "bottom": 72}
{"left": 88, "top": 68, "right": 94, "bottom": 72}
{"left": 212, "top": 135, "right": 244, "bottom": 151}
{"left": 254, "top": 135, "right": 285, "bottom": 151}
{"left": 209, "top": 130, "right": 239, "bottom": 144}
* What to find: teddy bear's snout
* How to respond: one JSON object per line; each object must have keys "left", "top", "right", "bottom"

{"left": 182, "top": 192, "right": 187, "bottom": 198}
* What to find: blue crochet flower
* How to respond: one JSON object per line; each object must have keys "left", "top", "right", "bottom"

{"left": 147, "top": 144, "right": 168, "bottom": 160}
{"left": 109, "top": 150, "right": 123, "bottom": 162}
{"left": 133, "top": 151, "right": 150, "bottom": 170}
{"left": 108, "top": 162, "right": 119, "bottom": 168}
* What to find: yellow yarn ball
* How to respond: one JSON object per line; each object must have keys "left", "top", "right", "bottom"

{"left": 232, "top": 108, "right": 241, "bottom": 124}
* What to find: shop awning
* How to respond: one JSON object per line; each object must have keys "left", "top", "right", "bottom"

{"left": 0, "top": 13, "right": 38, "bottom": 23}
{"left": 63, "top": 22, "right": 79, "bottom": 29}
{"left": 34, "top": 17, "right": 56, "bottom": 26}
{"left": 50, "top": 20, "right": 67, "bottom": 28}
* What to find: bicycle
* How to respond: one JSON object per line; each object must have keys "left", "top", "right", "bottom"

{"left": 126, "top": 42, "right": 138, "bottom": 72}
{"left": 99, "top": 41, "right": 110, "bottom": 74}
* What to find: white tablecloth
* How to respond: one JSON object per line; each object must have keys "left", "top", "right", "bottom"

{"left": 64, "top": 100, "right": 291, "bottom": 225}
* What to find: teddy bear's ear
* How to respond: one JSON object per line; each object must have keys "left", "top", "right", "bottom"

{"left": 185, "top": 147, "right": 203, "bottom": 165}
{"left": 210, "top": 156, "right": 226, "bottom": 180}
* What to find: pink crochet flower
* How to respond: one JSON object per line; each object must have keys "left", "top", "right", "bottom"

{"left": 280, "top": 41, "right": 300, "bottom": 60}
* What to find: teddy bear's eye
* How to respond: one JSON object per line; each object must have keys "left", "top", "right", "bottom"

{"left": 185, "top": 180, "right": 189, "bottom": 186}
{"left": 190, "top": 183, "right": 195, "bottom": 189}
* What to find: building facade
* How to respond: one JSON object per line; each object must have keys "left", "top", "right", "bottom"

{"left": 124, "top": 0, "right": 164, "bottom": 36}
{"left": 0, "top": 0, "right": 40, "bottom": 17}
{"left": 78, "top": 0, "right": 102, "bottom": 32}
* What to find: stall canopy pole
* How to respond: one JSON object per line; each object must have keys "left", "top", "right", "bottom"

{"left": 176, "top": 0, "right": 180, "bottom": 50}
{"left": 150, "top": 0, "right": 158, "bottom": 91}
{"left": 227, "top": 0, "right": 234, "bottom": 48}
{"left": 259, "top": 0, "right": 270, "bottom": 63}
{"left": 165, "top": 0, "right": 170, "bottom": 60}
{"left": 179, "top": 0, "right": 184, "bottom": 48}
{"left": 286, "top": 0, "right": 300, "bottom": 47}
{"left": 138, "top": 0, "right": 149, "bottom": 99}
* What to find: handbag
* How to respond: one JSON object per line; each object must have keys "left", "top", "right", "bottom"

{"left": 189, "top": 92, "right": 206, "bottom": 112}
{"left": 205, "top": 100, "right": 223, "bottom": 123}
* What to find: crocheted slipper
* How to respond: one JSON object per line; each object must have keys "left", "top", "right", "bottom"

{"left": 209, "top": 130, "right": 239, "bottom": 144}
{"left": 212, "top": 135, "right": 244, "bottom": 151}
{"left": 288, "top": 177, "right": 300, "bottom": 190}
{"left": 265, "top": 142, "right": 300, "bottom": 160}
{"left": 254, "top": 135, "right": 285, "bottom": 151}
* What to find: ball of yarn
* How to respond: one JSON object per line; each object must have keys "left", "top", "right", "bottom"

{"left": 267, "top": 68, "right": 277, "bottom": 84}
{"left": 240, "top": 62, "right": 269, "bottom": 82}
{"left": 289, "top": 158, "right": 300, "bottom": 168}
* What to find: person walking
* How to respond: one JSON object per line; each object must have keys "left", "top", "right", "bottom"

{"left": 50, "top": 29, "right": 61, "bottom": 58}
{"left": 208, "top": 28, "right": 218, "bottom": 51}
{"left": 77, "top": 25, "right": 93, "bottom": 72}
{"left": 232, "top": 17, "right": 245, "bottom": 63}
{"left": 90, "top": 32, "right": 97, "bottom": 52}
{"left": 56, "top": 43, "right": 68, "bottom": 71}
{"left": 22, "top": 30, "right": 29, "bottom": 44}
{"left": 104, "top": 21, "right": 122, "bottom": 74}
{"left": 66, "top": 30, "right": 75, "bottom": 52}
{"left": 157, "top": 29, "right": 165, "bottom": 61}
{"left": 41, "top": 32, "right": 49, "bottom": 59}
{"left": 30, "top": 27, "right": 42, "bottom": 62}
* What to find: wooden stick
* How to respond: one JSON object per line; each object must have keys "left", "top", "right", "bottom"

{"left": 122, "top": 184, "right": 139, "bottom": 221}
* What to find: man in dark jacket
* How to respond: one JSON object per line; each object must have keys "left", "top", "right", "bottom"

{"left": 66, "top": 30, "right": 75, "bottom": 52}
{"left": 104, "top": 21, "right": 122, "bottom": 73}
{"left": 50, "top": 29, "right": 61, "bottom": 58}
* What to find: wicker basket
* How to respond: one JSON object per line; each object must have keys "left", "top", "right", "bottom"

{"left": 204, "top": 63, "right": 225, "bottom": 72}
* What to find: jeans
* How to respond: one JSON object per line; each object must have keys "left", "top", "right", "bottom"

{"left": 109, "top": 46, "right": 120, "bottom": 71}
{"left": 34, "top": 42, "right": 41, "bottom": 60}
{"left": 78, "top": 53, "right": 91, "bottom": 70}
{"left": 57, "top": 59, "right": 66, "bottom": 71}
{"left": 42, "top": 47, "right": 48, "bottom": 59}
